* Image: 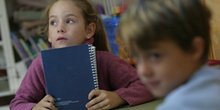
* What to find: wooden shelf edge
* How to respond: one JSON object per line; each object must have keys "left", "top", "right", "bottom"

{"left": 0, "top": 91, "right": 15, "bottom": 97}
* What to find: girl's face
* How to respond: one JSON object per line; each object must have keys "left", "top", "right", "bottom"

{"left": 134, "top": 40, "right": 202, "bottom": 98}
{"left": 48, "top": 0, "right": 90, "bottom": 48}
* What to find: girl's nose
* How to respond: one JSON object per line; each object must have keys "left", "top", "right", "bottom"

{"left": 57, "top": 23, "right": 66, "bottom": 33}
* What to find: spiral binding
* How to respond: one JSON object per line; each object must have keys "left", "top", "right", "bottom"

{"left": 88, "top": 44, "right": 99, "bottom": 89}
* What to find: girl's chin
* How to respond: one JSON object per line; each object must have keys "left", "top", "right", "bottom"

{"left": 55, "top": 45, "right": 71, "bottom": 48}
{"left": 54, "top": 44, "right": 80, "bottom": 48}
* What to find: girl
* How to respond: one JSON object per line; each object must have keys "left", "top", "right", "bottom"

{"left": 10, "top": 0, "right": 154, "bottom": 110}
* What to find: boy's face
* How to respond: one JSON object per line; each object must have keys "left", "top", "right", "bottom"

{"left": 48, "top": 1, "right": 90, "bottom": 48}
{"left": 134, "top": 40, "right": 199, "bottom": 98}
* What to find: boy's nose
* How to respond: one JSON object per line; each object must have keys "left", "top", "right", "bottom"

{"left": 137, "top": 61, "right": 152, "bottom": 77}
{"left": 57, "top": 24, "right": 66, "bottom": 33}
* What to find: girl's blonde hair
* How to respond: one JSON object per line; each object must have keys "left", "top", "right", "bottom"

{"left": 41, "top": 0, "right": 110, "bottom": 52}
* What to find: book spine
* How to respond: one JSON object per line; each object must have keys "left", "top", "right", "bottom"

{"left": 37, "top": 42, "right": 44, "bottom": 51}
{"left": 88, "top": 44, "right": 99, "bottom": 89}
{"left": 11, "top": 32, "right": 29, "bottom": 59}
{"left": 38, "top": 38, "right": 49, "bottom": 50}
{"left": 11, "top": 38, "right": 24, "bottom": 59}
{"left": 11, "top": 32, "right": 32, "bottom": 66}
{"left": 19, "top": 38, "right": 35, "bottom": 61}
{"left": 28, "top": 35, "right": 40, "bottom": 53}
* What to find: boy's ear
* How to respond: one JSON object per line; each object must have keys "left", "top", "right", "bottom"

{"left": 190, "top": 36, "right": 204, "bottom": 61}
{"left": 86, "top": 23, "right": 96, "bottom": 39}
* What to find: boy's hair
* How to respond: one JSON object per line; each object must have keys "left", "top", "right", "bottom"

{"left": 41, "top": 0, "right": 110, "bottom": 52}
{"left": 118, "top": 0, "right": 211, "bottom": 63}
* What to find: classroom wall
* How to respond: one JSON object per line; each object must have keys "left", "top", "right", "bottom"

{"left": 204, "top": 0, "right": 220, "bottom": 60}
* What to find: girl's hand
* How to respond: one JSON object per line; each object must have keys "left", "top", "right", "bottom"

{"left": 86, "top": 89, "right": 127, "bottom": 110}
{"left": 32, "top": 94, "right": 57, "bottom": 110}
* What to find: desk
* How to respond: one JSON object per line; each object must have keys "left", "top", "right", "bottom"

{"left": 115, "top": 100, "right": 163, "bottom": 110}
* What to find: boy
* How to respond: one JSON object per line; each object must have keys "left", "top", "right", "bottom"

{"left": 118, "top": 0, "right": 220, "bottom": 109}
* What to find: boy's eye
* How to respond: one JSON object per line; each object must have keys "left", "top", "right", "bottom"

{"left": 149, "top": 53, "right": 160, "bottom": 61}
{"left": 132, "top": 56, "right": 139, "bottom": 62}
{"left": 50, "top": 21, "right": 57, "bottom": 26}
{"left": 66, "top": 20, "right": 74, "bottom": 24}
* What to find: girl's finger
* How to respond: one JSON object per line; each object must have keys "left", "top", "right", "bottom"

{"left": 90, "top": 99, "right": 109, "bottom": 110}
{"left": 86, "top": 95, "right": 105, "bottom": 108}
{"left": 88, "top": 89, "right": 101, "bottom": 100}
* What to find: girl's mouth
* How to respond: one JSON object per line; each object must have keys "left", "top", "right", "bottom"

{"left": 57, "top": 37, "right": 67, "bottom": 41}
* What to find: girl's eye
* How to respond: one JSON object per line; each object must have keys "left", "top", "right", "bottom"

{"left": 50, "top": 21, "right": 57, "bottom": 26}
{"left": 66, "top": 20, "right": 74, "bottom": 24}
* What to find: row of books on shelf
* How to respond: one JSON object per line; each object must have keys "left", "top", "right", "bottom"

{"left": 10, "top": 32, "right": 50, "bottom": 66}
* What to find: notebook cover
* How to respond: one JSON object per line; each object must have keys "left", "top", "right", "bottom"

{"left": 41, "top": 44, "right": 97, "bottom": 110}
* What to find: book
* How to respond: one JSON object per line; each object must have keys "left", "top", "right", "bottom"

{"left": 28, "top": 35, "right": 40, "bottom": 53}
{"left": 10, "top": 32, "right": 32, "bottom": 66}
{"left": 11, "top": 38, "right": 24, "bottom": 60}
{"left": 41, "top": 44, "right": 98, "bottom": 110}
{"left": 17, "top": 0, "right": 49, "bottom": 9}
{"left": 19, "top": 38, "right": 35, "bottom": 61}
{"left": 11, "top": 32, "right": 28, "bottom": 59}
{"left": 38, "top": 38, "right": 50, "bottom": 50}
{"left": 13, "top": 10, "right": 43, "bottom": 21}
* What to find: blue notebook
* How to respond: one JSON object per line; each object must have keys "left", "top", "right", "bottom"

{"left": 41, "top": 44, "right": 98, "bottom": 110}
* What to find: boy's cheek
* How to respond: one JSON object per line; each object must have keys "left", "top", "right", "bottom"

{"left": 138, "top": 74, "right": 148, "bottom": 86}
{"left": 136, "top": 62, "right": 151, "bottom": 76}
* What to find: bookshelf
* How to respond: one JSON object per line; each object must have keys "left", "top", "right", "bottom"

{"left": 0, "top": 41, "right": 3, "bottom": 46}
{"left": 0, "top": 0, "right": 19, "bottom": 97}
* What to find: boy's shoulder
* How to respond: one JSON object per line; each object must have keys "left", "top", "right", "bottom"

{"left": 158, "top": 65, "right": 220, "bottom": 110}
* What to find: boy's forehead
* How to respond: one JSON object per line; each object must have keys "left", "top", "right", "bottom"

{"left": 134, "top": 40, "right": 171, "bottom": 49}
{"left": 133, "top": 40, "right": 179, "bottom": 53}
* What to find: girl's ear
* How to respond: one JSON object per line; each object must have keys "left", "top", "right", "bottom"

{"left": 48, "top": 36, "right": 52, "bottom": 43}
{"left": 190, "top": 36, "right": 204, "bottom": 61}
{"left": 86, "top": 23, "right": 96, "bottom": 39}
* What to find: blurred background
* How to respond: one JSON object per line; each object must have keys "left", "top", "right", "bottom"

{"left": 0, "top": 0, "right": 220, "bottom": 109}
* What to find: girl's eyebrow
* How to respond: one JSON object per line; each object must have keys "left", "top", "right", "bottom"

{"left": 49, "top": 14, "right": 78, "bottom": 19}
{"left": 65, "top": 14, "right": 78, "bottom": 18}
{"left": 49, "top": 15, "right": 57, "bottom": 19}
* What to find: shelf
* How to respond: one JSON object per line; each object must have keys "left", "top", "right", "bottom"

{"left": 0, "top": 78, "right": 9, "bottom": 96}
{"left": 0, "top": 41, "right": 3, "bottom": 46}
{"left": 0, "top": 78, "right": 19, "bottom": 97}
{"left": 0, "top": 67, "right": 6, "bottom": 70}
{"left": 0, "top": 105, "right": 9, "bottom": 110}
{"left": 0, "top": 0, "right": 18, "bottom": 97}
{"left": 0, "top": 91, "right": 15, "bottom": 97}
{"left": 0, "top": 77, "right": 20, "bottom": 97}
{"left": 0, "top": 76, "right": 7, "bottom": 81}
